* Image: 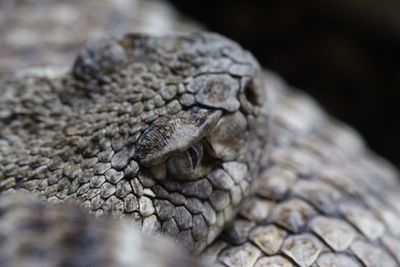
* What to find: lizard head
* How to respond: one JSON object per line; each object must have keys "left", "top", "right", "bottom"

{"left": 60, "top": 33, "right": 268, "bottom": 253}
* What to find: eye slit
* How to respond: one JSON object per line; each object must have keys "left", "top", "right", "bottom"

{"left": 187, "top": 146, "right": 199, "bottom": 169}
{"left": 165, "top": 142, "right": 206, "bottom": 180}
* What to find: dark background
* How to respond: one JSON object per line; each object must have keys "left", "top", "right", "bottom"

{"left": 170, "top": 0, "right": 400, "bottom": 167}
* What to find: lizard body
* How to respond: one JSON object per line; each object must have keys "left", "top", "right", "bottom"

{"left": 1, "top": 2, "right": 400, "bottom": 267}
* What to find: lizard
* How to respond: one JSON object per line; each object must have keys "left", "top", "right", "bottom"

{"left": 1, "top": 32, "right": 400, "bottom": 267}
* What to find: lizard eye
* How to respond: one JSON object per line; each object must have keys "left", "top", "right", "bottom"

{"left": 166, "top": 142, "right": 205, "bottom": 180}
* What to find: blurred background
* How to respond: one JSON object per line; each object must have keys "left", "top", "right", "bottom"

{"left": 170, "top": 0, "right": 400, "bottom": 167}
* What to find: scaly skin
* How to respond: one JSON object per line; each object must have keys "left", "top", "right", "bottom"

{"left": 1, "top": 33, "right": 400, "bottom": 267}
{"left": 203, "top": 71, "right": 400, "bottom": 267}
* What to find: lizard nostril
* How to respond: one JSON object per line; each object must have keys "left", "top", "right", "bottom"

{"left": 244, "top": 80, "right": 258, "bottom": 106}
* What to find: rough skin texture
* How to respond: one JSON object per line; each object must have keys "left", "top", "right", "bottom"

{"left": 0, "top": 32, "right": 265, "bottom": 261}
{"left": 1, "top": 32, "right": 400, "bottom": 267}
{"left": 203, "top": 71, "right": 400, "bottom": 267}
